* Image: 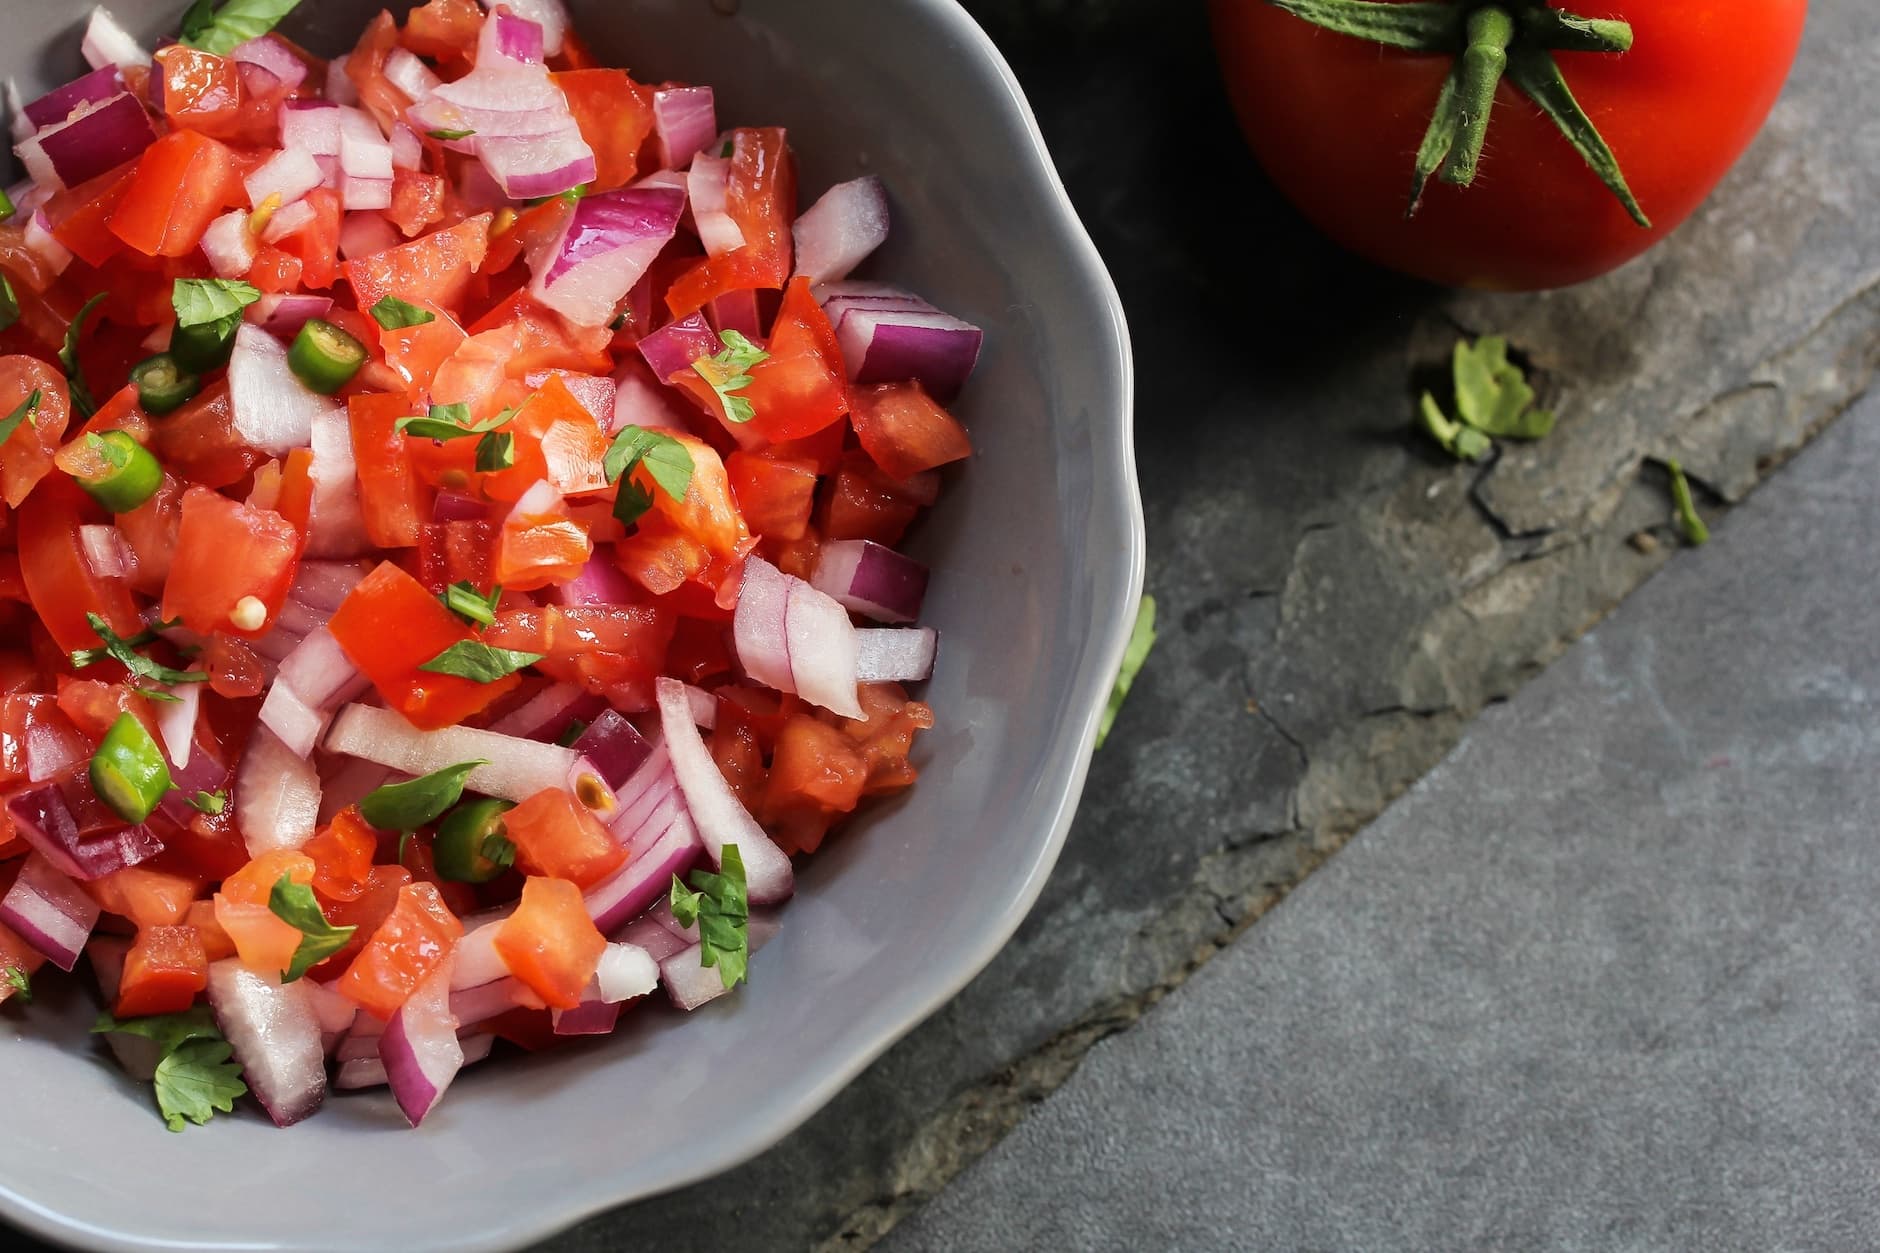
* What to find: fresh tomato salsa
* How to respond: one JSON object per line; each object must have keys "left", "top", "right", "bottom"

{"left": 0, "top": 0, "right": 979, "bottom": 1130}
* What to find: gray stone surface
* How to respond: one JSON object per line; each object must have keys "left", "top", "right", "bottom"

{"left": 882, "top": 366, "right": 1880, "bottom": 1253}
{"left": 528, "top": 4, "right": 1880, "bottom": 1250}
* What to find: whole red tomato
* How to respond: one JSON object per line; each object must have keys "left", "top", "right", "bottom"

{"left": 1210, "top": 0, "right": 1808, "bottom": 290}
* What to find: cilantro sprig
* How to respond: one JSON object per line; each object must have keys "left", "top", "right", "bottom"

{"left": 670, "top": 844, "right": 749, "bottom": 989}
{"left": 4, "top": 965, "right": 30, "bottom": 1003}
{"left": 419, "top": 641, "right": 542, "bottom": 683}
{"left": 186, "top": 790, "right": 227, "bottom": 815}
{"left": 603, "top": 424, "right": 695, "bottom": 527}
{"left": 1418, "top": 335, "right": 1556, "bottom": 462}
{"left": 93, "top": 1007, "right": 248, "bottom": 1132}
{"left": 359, "top": 760, "right": 488, "bottom": 832}
{"left": 0, "top": 388, "right": 41, "bottom": 449}
{"left": 60, "top": 292, "right": 107, "bottom": 420}
{"left": 691, "top": 330, "right": 767, "bottom": 424}
{"left": 268, "top": 874, "right": 357, "bottom": 982}
{"left": 180, "top": 0, "right": 302, "bottom": 57}
{"left": 441, "top": 581, "right": 502, "bottom": 628}
{"left": 369, "top": 295, "right": 434, "bottom": 330}
{"left": 70, "top": 614, "right": 209, "bottom": 688}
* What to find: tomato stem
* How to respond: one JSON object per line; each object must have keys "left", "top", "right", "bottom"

{"left": 1265, "top": 0, "right": 1652, "bottom": 228}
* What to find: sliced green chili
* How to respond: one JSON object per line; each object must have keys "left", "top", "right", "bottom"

{"left": 90, "top": 712, "right": 172, "bottom": 824}
{"left": 433, "top": 797, "right": 517, "bottom": 884}
{"left": 130, "top": 353, "right": 201, "bottom": 416}
{"left": 0, "top": 275, "right": 17, "bottom": 334}
{"left": 0, "top": 186, "right": 14, "bottom": 224}
{"left": 73, "top": 430, "right": 162, "bottom": 513}
{"left": 286, "top": 319, "right": 366, "bottom": 395}
{"left": 168, "top": 316, "right": 240, "bottom": 373}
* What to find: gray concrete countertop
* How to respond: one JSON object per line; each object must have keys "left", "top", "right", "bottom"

{"left": 883, "top": 346, "right": 1880, "bottom": 1253}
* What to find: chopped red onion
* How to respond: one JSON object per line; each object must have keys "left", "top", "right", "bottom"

{"left": 317, "top": 755, "right": 392, "bottom": 824}
{"left": 855, "top": 627, "right": 938, "bottom": 683}
{"left": 609, "top": 359, "right": 691, "bottom": 434}
{"left": 206, "top": 959, "right": 326, "bottom": 1127}
{"left": 651, "top": 86, "right": 715, "bottom": 170}
{"left": 78, "top": 523, "right": 134, "bottom": 581}
{"left": 82, "top": 8, "right": 150, "bottom": 71}
{"left": 304, "top": 978, "right": 360, "bottom": 1037}
{"left": 811, "top": 539, "right": 929, "bottom": 624}
{"left": 326, "top": 52, "right": 359, "bottom": 106}
{"left": 432, "top": 491, "right": 489, "bottom": 523}
{"left": 550, "top": 988, "right": 620, "bottom": 1036}
{"left": 290, "top": 560, "right": 372, "bottom": 612}
{"left": 792, "top": 176, "right": 890, "bottom": 286}
{"left": 89, "top": 937, "right": 162, "bottom": 1079}
{"left": 326, "top": 703, "right": 609, "bottom": 806}
{"left": 595, "top": 941, "right": 659, "bottom": 1003}
{"left": 23, "top": 210, "right": 72, "bottom": 275}
{"left": 496, "top": 0, "right": 570, "bottom": 55}
{"left": 7, "top": 786, "right": 163, "bottom": 881}
{"left": 201, "top": 210, "right": 257, "bottom": 277}
{"left": 21, "top": 66, "right": 123, "bottom": 131}
{"left": 260, "top": 198, "right": 317, "bottom": 247}
{"left": 656, "top": 677, "right": 794, "bottom": 904}
{"left": 279, "top": 99, "right": 342, "bottom": 157}
{"left": 15, "top": 92, "right": 157, "bottom": 191}
{"left": 236, "top": 725, "right": 321, "bottom": 854}
{"left": 530, "top": 185, "right": 685, "bottom": 328}
{"left": 684, "top": 685, "right": 717, "bottom": 730}
{"left": 450, "top": 919, "right": 512, "bottom": 991}
{"left": 838, "top": 309, "right": 984, "bottom": 403}
{"left": 339, "top": 209, "right": 400, "bottom": 259}
{"left": 686, "top": 153, "right": 743, "bottom": 256}
{"left": 450, "top": 976, "right": 539, "bottom": 1028}
{"left": 570, "top": 710, "right": 653, "bottom": 788}
{"left": 486, "top": 682, "right": 606, "bottom": 742}
{"left": 546, "top": 553, "right": 636, "bottom": 607}
{"left": 249, "top": 293, "right": 335, "bottom": 341}
{"left": 231, "top": 35, "right": 308, "bottom": 96}
{"left": 155, "top": 727, "right": 232, "bottom": 828}
{"left": 337, "top": 1034, "right": 493, "bottom": 1091}
{"left": 303, "top": 408, "right": 372, "bottom": 557}
{"left": 382, "top": 47, "right": 441, "bottom": 103}
{"left": 707, "top": 289, "right": 763, "bottom": 341}
{"left": 733, "top": 555, "right": 794, "bottom": 695}
{"left": 660, "top": 911, "right": 780, "bottom": 1011}
{"left": 152, "top": 671, "right": 202, "bottom": 770}
{"left": 390, "top": 123, "right": 422, "bottom": 172}
{"left": 484, "top": 9, "right": 545, "bottom": 65}
{"left": 614, "top": 914, "right": 690, "bottom": 962}
{"left": 278, "top": 627, "right": 371, "bottom": 713}
{"left": 230, "top": 322, "right": 342, "bottom": 455}
{"left": 636, "top": 312, "right": 721, "bottom": 382}
{"left": 0, "top": 853, "right": 99, "bottom": 971}
{"left": 584, "top": 816, "right": 702, "bottom": 934}
{"left": 784, "top": 577, "right": 865, "bottom": 719}
{"left": 381, "top": 960, "right": 463, "bottom": 1127}
{"left": 18, "top": 704, "right": 89, "bottom": 784}
{"left": 523, "top": 369, "right": 615, "bottom": 423}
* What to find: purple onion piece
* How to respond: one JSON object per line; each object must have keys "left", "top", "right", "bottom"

{"left": 655, "top": 678, "right": 795, "bottom": 904}
{"left": 529, "top": 185, "right": 685, "bottom": 328}
{"left": 661, "top": 911, "right": 780, "bottom": 1011}
{"left": 614, "top": 913, "right": 692, "bottom": 962}
{"left": 0, "top": 853, "right": 99, "bottom": 971}
{"left": 569, "top": 710, "right": 653, "bottom": 789}
{"left": 791, "top": 176, "right": 890, "bottom": 287}
{"left": 637, "top": 311, "right": 723, "bottom": 382}
{"left": 651, "top": 85, "right": 715, "bottom": 170}
{"left": 18, "top": 93, "right": 157, "bottom": 191}
{"left": 839, "top": 310, "right": 985, "bottom": 403}
{"left": 21, "top": 66, "right": 123, "bottom": 131}
{"left": 584, "top": 820, "right": 703, "bottom": 934}
{"left": 486, "top": 682, "right": 608, "bottom": 743}
{"left": 7, "top": 787, "right": 164, "bottom": 882}
{"left": 550, "top": 995, "right": 620, "bottom": 1036}
{"left": 811, "top": 539, "right": 930, "bottom": 624}
{"left": 432, "top": 491, "right": 489, "bottom": 523}
{"left": 207, "top": 960, "right": 326, "bottom": 1127}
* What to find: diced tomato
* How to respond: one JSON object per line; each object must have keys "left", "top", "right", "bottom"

{"left": 823, "top": 450, "right": 926, "bottom": 547}
{"left": 84, "top": 861, "right": 201, "bottom": 929}
{"left": 203, "top": 631, "right": 267, "bottom": 699}
{"left": 275, "top": 447, "right": 317, "bottom": 537}
{"left": 415, "top": 519, "right": 495, "bottom": 593}
{"left": 346, "top": 10, "right": 412, "bottom": 135}
{"left": 839, "top": 681, "right": 936, "bottom": 795}
{"left": 44, "top": 166, "right": 134, "bottom": 268}
{"left": 114, "top": 472, "right": 182, "bottom": 595}
{"left": 272, "top": 187, "right": 344, "bottom": 289}
{"left": 327, "top": 560, "right": 521, "bottom": 727}
{"left": 554, "top": 70, "right": 653, "bottom": 191}
{"left": 667, "top": 616, "right": 734, "bottom": 685}
{"left": 109, "top": 130, "right": 242, "bottom": 258}
{"left": 161, "top": 487, "right": 301, "bottom": 637}
{"left": 185, "top": 899, "right": 236, "bottom": 961}
{"left": 377, "top": 300, "right": 466, "bottom": 399}
{"left": 664, "top": 128, "right": 795, "bottom": 317}
{"left": 149, "top": 379, "right": 265, "bottom": 489}
{"left": 55, "top": 677, "right": 160, "bottom": 745}
{"left": 249, "top": 246, "right": 305, "bottom": 293}
{"left": 303, "top": 808, "right": 379, "bottom": 904}
{"left": 769, "top": 716, "right": 868, "bottom": 814}
{"left": 0, "top": 357, "right": 70, "bottom": 507}
{"left": 493, "top": 875, "right": 606, "bottom": 1010}
{"left": 317, "top": 863, "right": 411, "bottom": 971}
{"left": 401, "top": 0, "right": 483, "bottom": 65}
{"left": 644, "top": 432, "right": 748, "bottom": 559}
{"left": 711, "top": 701, "right": 768, "bottom": 811}
{"left": 740, "top": 276, "right": 850, "bottom": 444}
{"left": 335, "top": 880, "right": 463, "bottom": 1020}
{"left": 344, "top": 213, "right": 493, "bottom": 316}
{"left": 17, "top": 476, "right": 141, "bottom": 653}
{"left": 727, "top": 451, "right": 817, "bottom": 541}
{"left": 0, "top": 918, "right": 46, "bottom": 1002}
{"left": 850, "top": 381, "right": 973, "bottom": 479}
{"left": 519, "top": 375, "right": 612, "bottom": 495}
{"left": 115, "top": 925, "right": 210, "bottom": 1018}
{"left": 347, "top": 393, "right": 425, "bottom": 547}
{"left": 214, "top": 849, "right": 316, "bottom": 977}
{"left": 386, "top": 169, "right": 447, "bottom": 238}
{"left": 496, "top": 495, "right": 593, "bottom": 592}
{"left": 153, "top": 45, "right": 242, "bottom": 137}
{"left": 501, "top": 787, "right": 627, "bottom": 889}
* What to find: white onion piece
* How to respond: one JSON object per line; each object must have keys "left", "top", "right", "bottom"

{"left": 325, "top": 704, "right": 610, "bottom": 807}
{"left": 651, "top": 86, "right": 714, "bottom": 170}
{"left": 236, "top": 725, "right": 321, "bottom": 854}
{"left": 655, "top": 677, "right": 794, "bottom": 904}
{"left": 615, "top": 914, "right": 690, "bottom": 963}
{"left": 303, "top": 979, "right": 360, "bottom": 1037}
{"left": 23, "top": 211, "right": 72, "bottom": 275}
{"left": 82, "top": 8, "right": 150, "bottom": 71}
{"left": 684, "top": 685, "right": 717, "bottom": 729}
{"left": 279, "top": 100, "right": 342, "bottom": 156}
{"left": 382, "top": 47, "right": 442, "bottom": 102}
{"left": 783, "top": 577, "right": 864, "bottom": 719}
{"left": 489, "top": 0, "right": 570, "bottom": 55}
{"left": 317, "top": 755, "right": 392, "bottom": 824}
{"left": 450, "top": 976, "right": 540, "bottom": 1028}
{"left": 0, "top": 853, "right": 98, "bottom": 971}
{"left": 4, "top": 81, "right": 28, "bottom": 144}
{"left": 244, "top": 148, "right": 323, "bottom": 210}
{"left": 229, "top": 322, "right": 341, "bottom": 455}
{"left": 152, "top": 670, "right": 202, "bottom": 770}
{"left": 78, "top": 523, "right": 133, "bottom": 580}
{"left": 389, "top": 123, "right": 422, "bottom": 172}
{"left": 686, "top": 154, "right": 743, "bottom": 256}
{"left": 450, "top": 919, "right": 512, "bottom": 991}
{"left": 381, "top": 959, "right": 462, "bottom": 1127}
{"left": 855, "top": 627, "right": 939, "bottom": 683}
{"left": 290, "top": 560, "right": 373, "bottom": 612}
{"left": 792, "top": 176, "right": 890, "bottom": 286}
{"left": 260, "top": 197, "right": 316, "bottom": 245}
{"left": 200, "top": 210, "right": 257, "bottom": 277}
{"left": 325, "top": 54, "right": 359, "bottom": 106}
{"left": 277, "top": 627, "right": 369, "bottom": 712}
{"left": 206, "top": 959, "right": 326, "bottom": 1127}
{"left": 336, "top": 1034, "right": 493, "bottom": 1091}
{"left": 733, "top": 557, "right": 794, "bottom": 695}
{"left": 259, "top": 678, "right": 330, "bottom": 760}
{"left": 661, "top": 911, "right": 780, "bottom": 1011}
{"left": 595, "top": 942, "right": 658, "bottom": 1003}
{"left": 550, "top": 986, "right": 620, "bottom": 1036}
{"left": 306, "top": 409, "right": 371, "bottom": 556}
{"left": 230, "top": 36, "right": 308, "bottom": 95}
{"left": 609, "top": 359, "right": 690, "bottom": 434}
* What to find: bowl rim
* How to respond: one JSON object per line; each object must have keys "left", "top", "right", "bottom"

{"left": 0, "top": 1, "right": 1142, "bottom": 1248}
